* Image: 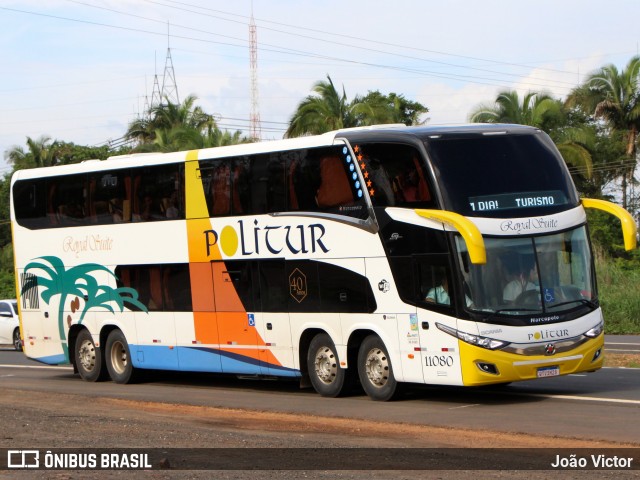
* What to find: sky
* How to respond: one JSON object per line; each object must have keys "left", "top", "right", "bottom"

{"left": 1, "top": 0, "right": 640, "bottom": 174}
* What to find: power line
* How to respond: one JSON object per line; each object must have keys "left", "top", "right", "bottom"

{"left": 45, "top": 2, "right": 583, "bottom": 93}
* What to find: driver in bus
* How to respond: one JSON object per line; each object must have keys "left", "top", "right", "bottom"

{"left": 426, "top": 275, "right": 473, "bottom": 307}
{"left": 503, "top": 263, "right": 538, "bottom": 303}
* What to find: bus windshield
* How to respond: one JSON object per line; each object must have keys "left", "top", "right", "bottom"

{"left": 456, "top": 226, "right": 596, "bottom": 320}
{"left": 424, "top": 132, "right": 580, "bottom": 218}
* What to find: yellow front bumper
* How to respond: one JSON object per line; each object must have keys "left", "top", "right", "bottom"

{"left": 459, "top": 334, "right": 604, "bottom": 386}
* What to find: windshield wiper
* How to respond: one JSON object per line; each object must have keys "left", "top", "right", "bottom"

{"left": 480, "top": 307, "right": 540, "bottom": 322}
{"left": 547, "top": 298, "right": 597, "bottom": 310}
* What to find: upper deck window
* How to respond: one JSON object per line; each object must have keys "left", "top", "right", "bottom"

{"left": 197, "top": 145, "right": 369, "bottom": 220}
{"left": 424, "top": 132, "right": 579, "bottom": 218}
{"left": 352, "top": 143, "right": 436, "bottom": 209}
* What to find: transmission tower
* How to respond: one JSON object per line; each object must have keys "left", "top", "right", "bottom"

{"left": 150, "top": 52, "right": 162, "bottom": 111}
{"left": 249, "top": 7, "right": 261, "bottom": 141}
{"left": 161, "top": 23, "right": 180, "bottom": 106}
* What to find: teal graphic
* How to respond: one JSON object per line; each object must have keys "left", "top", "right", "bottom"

{"left": 21, "top": 256, "right": 148, "bottom": 361}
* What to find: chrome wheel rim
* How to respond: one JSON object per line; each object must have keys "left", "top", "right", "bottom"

{"left": 13, "top": 330, "right": 21, "bottom": 351}
{"left": 314, "top": 346, "right": 337, "bottom": 385}
{"left": 78, "top": 339, "right": 96, "bottom": 372}
{"left": 364, "top": 347, "right": 389, "bottom": 387}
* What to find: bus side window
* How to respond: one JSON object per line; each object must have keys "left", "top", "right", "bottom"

{"left": 211, "top": 161, "right": 231, "bottom": 216}
{"left": 316, "top": 155, "right": 354, "bottom": 209}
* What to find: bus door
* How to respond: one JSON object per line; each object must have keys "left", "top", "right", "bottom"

{"left": 211, "top": 260, "right": 261, "bottom": 375}
{"left": 16, "top": 270, "right": 47, "bottom": 359}
{"left": 415, "top": 258, "right": 465, "bottom": 385}
{"left": 129, "top": 266, "right": 179, "bottom": 370}
{"left": 256, "top": 259, "right": 295, "bottom": 377}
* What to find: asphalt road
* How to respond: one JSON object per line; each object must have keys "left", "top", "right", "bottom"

{"left": 1, "top": 335, "right": 639, "bottom": 446}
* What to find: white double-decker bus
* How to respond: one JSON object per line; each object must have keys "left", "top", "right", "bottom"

{"left": 10, "top": 124, "right": 637, "bottom": 400}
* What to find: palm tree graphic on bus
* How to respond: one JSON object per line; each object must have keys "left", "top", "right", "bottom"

{"left": 21, "top": 256, "right": 148, "bottom": 361}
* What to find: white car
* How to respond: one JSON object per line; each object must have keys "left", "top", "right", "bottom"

{"left": 0, "top": 299, "right": 21, "bottom": 351}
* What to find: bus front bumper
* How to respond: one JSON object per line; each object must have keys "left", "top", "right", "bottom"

{"left": 458, "top": 334, "right": 605, "bottom": 386}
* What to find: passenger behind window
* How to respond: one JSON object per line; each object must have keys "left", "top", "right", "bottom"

{"left": 211, "top": 164, "right": 231, "bottom": 216}
{"left": 164, "top": 191, "right": 179, "bottom": 219}
{"left": 140, "top": 195, "right": 163, "bottom": 221}
{"left": 425, "top": 275, "right": 451, "bottom": 305}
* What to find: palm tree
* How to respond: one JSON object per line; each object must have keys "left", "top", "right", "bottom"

{"left": 286, "top": 76, "right": 359, "bottom": 137}
{"left": 566, "top": 56, "right": 640, "bottom": 210}
{"left": 286, "top": 76, "right": 428, "bottom": 138}
{"left": 4, "top": 135, "right": 58, "bottom": 170}
{"left": 469, "top": 90, "right": 562, "bottom": 127}
{"left": 22, "top": 256, "right": 147, "bottom": 361}
{"left": 125, "top": 94, "right": 215, "bottom": 147}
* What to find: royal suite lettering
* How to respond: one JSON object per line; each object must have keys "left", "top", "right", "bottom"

{"left": 204, "top": 219, "right": 330, "bottom": 257}
{"left": 500, "top": 218, "right": 559, "bottom": 234}
{"left": 551, "top": 454, "right": 633, "bottom": 469}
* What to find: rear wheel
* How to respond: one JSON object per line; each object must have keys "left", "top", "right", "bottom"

{"left": 307, "top": 333, "right": 347, "bottom": 397}
{"left": 105, "top": 329, "right": 137, "bottom": 384}
{"left": 357, "top": 335, "right": 399, "bottom": 401}
{"left": 12, "top": 328, "right": 21, "bottom": 351}
{"left": 74, "top": 329, "right": 104, "bottom": 382}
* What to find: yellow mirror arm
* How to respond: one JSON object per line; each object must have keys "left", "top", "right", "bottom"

{"left": 415, "top": 209, "right": 486, "bottom": 264}
{"left": 582, "top": 198, "right": 638, "bottom": 251}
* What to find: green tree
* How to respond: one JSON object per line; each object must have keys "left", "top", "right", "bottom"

{"left": 356, "top": 91, "right": 428, "bottom": 126}
{"left": 125, "top": 95, "right": 247, "bottom": 152}
{"left": 469, "top": 90, "right": 562, "bottom": 128}
{"left": 4, "top": 135, "right": 57, "bottom": 169}
{"left": 125, "top": 94, "right": 215, "bottom": 147}
{"left": 567, "top": 56, "right": 640, "bottom": 210}
{"left": 286, "top": 76, "right": 359, "bottom": 137}
{"left": 285, "top": 75, "right": 428, "bottom": 138}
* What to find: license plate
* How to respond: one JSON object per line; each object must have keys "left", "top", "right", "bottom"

{"left": 537, "top": 366, "right": 560, "bottom": 378}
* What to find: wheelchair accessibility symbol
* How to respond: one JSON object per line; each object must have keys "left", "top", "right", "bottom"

{"left": 544, "top": 288, "right": 555, "bottom": 303}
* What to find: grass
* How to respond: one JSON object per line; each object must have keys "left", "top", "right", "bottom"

{"left": 596, "top": 257, "right": 640, "bottom": 334}
{"left": 604, "top": 353, "right": 640, "bottom": 368}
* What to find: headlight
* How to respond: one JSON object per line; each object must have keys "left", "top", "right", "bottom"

{"left": 436, "top": 322, "right": 510, "bottom": 350}
{"left": 584, "top": 321, "right": 604, "bottom": 338}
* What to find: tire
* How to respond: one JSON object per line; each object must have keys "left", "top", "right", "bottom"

{"left": 357, "top": 335, "right": 399, "bottom": 401}
{"left": 105, "top": 329, "right": 137, "bottom": 384}
{"left": 12, "top": 328, "right": 22, "bottom": 351}
{"left": 74, "top": 329, "right": 105, "bottom": 382}
{"left": 307, "top": 333, "right": 347, "bottom": 397}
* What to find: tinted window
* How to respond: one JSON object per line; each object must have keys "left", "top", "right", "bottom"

{"left": 132, "top": 164, "right": 184, "bottom": 222}
{"left": 50, "top": 174, "right": 87, "bottom": 226}
{"left": 425, "top": 132, "right": 579, "bottom": 217}
{"left": 115, "top": 264, "right": 192, "bottom": 312}
{"left": 318, "top": 261, "right": 375, "bottom": 313}
{"left": 352, "top": 143, "right": 435, "bottom": 209}
{"left": 14, "top": 164, "right": 185, "bottom": 229}
{"left": 88, "top": 170, "right": 129, "bottom": 224}
{"left": 258, "top": 259, "right": 287, "bottom": 312}
{"left": 197, "top": 145, "right": 369, "bottom": 220}
{"left": 13, "top": 179, "right": 47, "bottom": 229}
{"left": 0, "top": 302, "right": 11, "bottom": 315}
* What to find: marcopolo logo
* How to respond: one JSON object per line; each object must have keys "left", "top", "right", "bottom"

{"left": 204, "top": 219, "right": 330, "bottom": 258}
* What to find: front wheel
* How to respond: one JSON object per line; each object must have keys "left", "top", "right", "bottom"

{"left": 105, "top": 329, "right": 137, "bottom": 384}
{"left": 74, "top": 329, "right": 104, "bottom": 382}
{"left": 357, "top": 335, "right": 399, "bottom": 401}
{"left": 12, "top": 328, "right": 22, "bottom": 351}
{"left": 307, "top": 333, "right": 347, "bottom": 397}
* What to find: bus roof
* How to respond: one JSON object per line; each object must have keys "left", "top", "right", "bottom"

{"left": 10, "top": 123, "right": 541, "bottom": 182}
